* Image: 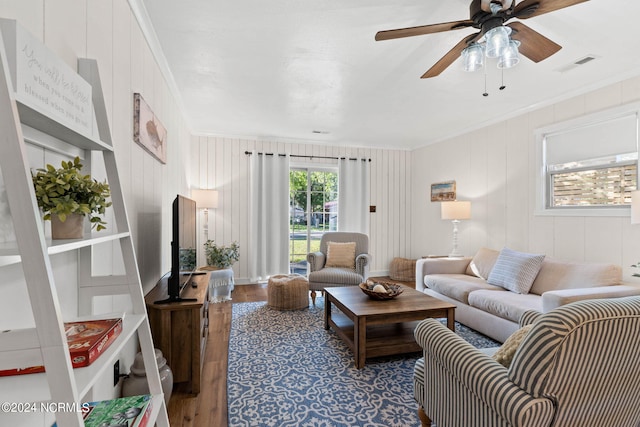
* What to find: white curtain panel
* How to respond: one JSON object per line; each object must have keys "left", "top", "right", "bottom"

{"left": 248, "top": 152, "right": 290, "bottom": 281}
{"left": 338, "top": 158, "right": 370, "bottom": 233}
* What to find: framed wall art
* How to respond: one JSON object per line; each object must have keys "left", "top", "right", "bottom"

{"left": 133, "top": 93, "right": 167, "bottom": 164}
{"left": 431, "top": 180, "right": 456, "bottom": 202}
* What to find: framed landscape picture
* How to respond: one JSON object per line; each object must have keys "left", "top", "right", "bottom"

{"left": 133, "top": 93, "right": 167, "bottom": 164}
{"left": 431, "top": 180, "right": 456, "bottom": 202}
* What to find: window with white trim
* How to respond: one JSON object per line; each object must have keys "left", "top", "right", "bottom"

{"left": 536, "top": 103, "right": 639, "bottom": 215}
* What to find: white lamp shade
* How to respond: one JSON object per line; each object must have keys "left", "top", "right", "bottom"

{"left": 441, "top": 201, "right": 471, "bottom": 220}
{"left": 192, "top": 189, "right": 219, "bottom": 209}
{"left": 631, "top": 190, "right": 640, "bottom": 224}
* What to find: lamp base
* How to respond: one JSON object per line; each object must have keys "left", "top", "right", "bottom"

{"left": 449, "top": 219, "right": 463, "bottom": 258}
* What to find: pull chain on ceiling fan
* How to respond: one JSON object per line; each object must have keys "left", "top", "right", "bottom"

{"left": 375, "top": 0, "right": 590, "bottom": 79}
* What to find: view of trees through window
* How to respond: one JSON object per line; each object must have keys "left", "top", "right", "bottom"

{"left": 289, "top": 168, "right": 338, "bottom": 274}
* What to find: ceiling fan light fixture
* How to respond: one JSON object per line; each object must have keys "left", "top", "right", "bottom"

{"left": 497, "top": 39, "right": 520, "bottom": 69}
{"left": 462, "top": 43, "right": 485, "bottom": 72}
{"left": 484, "top": 26, "right": 511, "bottom": 58}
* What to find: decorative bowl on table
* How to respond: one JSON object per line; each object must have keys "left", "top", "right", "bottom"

{"left": 359, "top": 281, "right": 404, "bottom": 300}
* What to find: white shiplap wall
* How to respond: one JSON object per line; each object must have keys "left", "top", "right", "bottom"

{"left": 190, "top": 136, "right": 413, "bottom": 282}
{"left": 411, "top": 75, "right": 640, "bottom": 281}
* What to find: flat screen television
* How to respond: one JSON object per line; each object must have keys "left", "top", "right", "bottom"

{"left": 155, "top": 194, "right": 198, "bottom": 304}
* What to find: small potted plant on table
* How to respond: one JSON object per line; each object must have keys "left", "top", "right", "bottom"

{"left": 32, "top": 156, "right": 112, "bottom": 239}
{"left": 202, "top": 240, "right": 240, "bottom": 270}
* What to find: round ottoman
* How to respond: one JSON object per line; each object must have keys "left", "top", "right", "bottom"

{"left": 267, "top": 274, "right": 309, "bottom": 310}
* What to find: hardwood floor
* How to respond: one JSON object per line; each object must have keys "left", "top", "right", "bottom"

{"left": 166, "top": 283, "right": 268, "bottom": 427}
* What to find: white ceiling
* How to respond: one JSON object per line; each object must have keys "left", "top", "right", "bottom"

{"left": 136, "top": 0, "right": 640, "bottom": 150}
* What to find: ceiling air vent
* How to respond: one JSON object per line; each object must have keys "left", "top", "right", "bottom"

{"left": 574, "top": 56, "right": 596, "bottom": 65}
{"left": 556, "top": 55, "right": 599, "bottom": 73}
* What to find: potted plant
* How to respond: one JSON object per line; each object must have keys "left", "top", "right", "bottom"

{"left": 32, "top": 156, "right": 112, "bottom": 239}
{"left": 203, "top": 240, "right": 240, "bottom": 269}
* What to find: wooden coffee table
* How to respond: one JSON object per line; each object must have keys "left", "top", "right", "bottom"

{"left": 324, "top": 286, "right": 456, "bottom": 369}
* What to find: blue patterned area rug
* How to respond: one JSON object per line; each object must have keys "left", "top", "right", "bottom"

{"left": 227, "top": 298, "right": 499, "bottom": 427}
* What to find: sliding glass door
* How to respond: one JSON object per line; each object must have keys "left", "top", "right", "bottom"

{"left": 289, "top": 168, "right": 338, "bottom": 275}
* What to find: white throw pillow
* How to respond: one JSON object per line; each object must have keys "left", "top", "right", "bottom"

{"left": 487, "top": 247, "right": 545, "bottom": 294}
{"left": 465, "top": 247, "right": 500, "bottom": 280}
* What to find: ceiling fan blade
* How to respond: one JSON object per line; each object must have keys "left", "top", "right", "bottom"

{"left": 508, "top": 22, "right": 561, "bottom": 62}
{"left": 513, "top": 0, "right": 589, "bottom": 19}
{"left": 421, "top": 33, "right": 480, "bottom": 78}
{"left": 375, "top": 20, "right": 474, "bottom": 41}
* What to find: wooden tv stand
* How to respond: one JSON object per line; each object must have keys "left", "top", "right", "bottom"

{"left": 145, "top": 272, "right": 210, "bottom": 394}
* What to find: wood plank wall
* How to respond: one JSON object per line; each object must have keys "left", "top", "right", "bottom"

{"left": 190, "top": 136, "right": 412, "bottom": 283}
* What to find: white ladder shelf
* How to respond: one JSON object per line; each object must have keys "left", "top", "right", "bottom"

{"left": 0, "top": 20, "right": 169, "bottom": 427}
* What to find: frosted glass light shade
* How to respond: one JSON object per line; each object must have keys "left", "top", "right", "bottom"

{"left": 485, "top": 26, "right": 511, "bottom": 58}
{"left": 462, "top": 44, "right": 485, "bottom": 72}
{"left": 192, "top": 189, "right": 219, "bottom": 209}
{"left": 441, "top": 201, "right": 471, "bottom": 220}
{"left": 497, "top": 40, "right": 520, "bottom": 69}
{"left": 631, "top": 190, "right": 640, "bottom": 224}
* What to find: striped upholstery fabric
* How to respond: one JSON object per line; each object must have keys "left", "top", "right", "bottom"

{"left": 414, "top": 319, "right": 554, "bottom": 427}
{"left": 414, "top": 296, "right": 640, "bottom": 427}
{"left": 510, "top": 296, "right": 640, "bottom": 425}
{"left": 307, "top": 232, "right": 370, "bottom": 292}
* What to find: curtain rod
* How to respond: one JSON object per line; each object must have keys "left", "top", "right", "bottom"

{"left": 244, "top": 151, "right": 371, "bottom": 162}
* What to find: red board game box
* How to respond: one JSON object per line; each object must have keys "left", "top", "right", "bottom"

{"left": 0, "top": 317, "right": 123, "bottom": 376}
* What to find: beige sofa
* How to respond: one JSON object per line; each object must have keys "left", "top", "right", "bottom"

{"left": 415, "top": 247, "right": 640, "bottom": 342}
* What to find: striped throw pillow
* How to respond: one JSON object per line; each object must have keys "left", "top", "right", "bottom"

{"left": 487, "top": 247, "right": 545, "bottom": 294}
{"left": 325, "top": 242, "right": 356, "bottom": 268}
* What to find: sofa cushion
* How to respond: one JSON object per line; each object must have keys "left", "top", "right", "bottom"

{"left": 468, "top": 289, "right": 542, "bottom": 323}
{"left": 465, "top": 247, "right": 500, "bottom": 280}
{"left": 425, "top": 274, "right": 502, "bottom": 304}
{"left": 487, "top": 248, "right": 545, "bottom": 294}
{"left": 529, "top": 258, "right": 622, "bottom": 296}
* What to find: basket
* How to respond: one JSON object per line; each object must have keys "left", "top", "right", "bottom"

{"left": 359, "top": 281, "right": 404, "bottom": 300}
{"left": 389, "top": 257, "right": 416, "bottom": 282}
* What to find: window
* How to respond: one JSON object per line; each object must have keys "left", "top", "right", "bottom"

{"left": 536, "top": 103, "right": 640, "bottom": 216}
{"left": 548, "top": 155, "right": 637, "bottom": 207}
{"left": 289, "top": 168, "right": 338, "bottom": 274}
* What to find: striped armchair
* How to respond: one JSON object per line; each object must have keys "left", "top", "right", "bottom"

{"left": 307, "top": 232, "right": 370, "bottom": 305}
{"left": 413, "top": 296, "right": 640, "bottom": 427}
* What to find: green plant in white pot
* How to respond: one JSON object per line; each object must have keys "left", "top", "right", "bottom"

{"left": 203, "top": 240, "right": 240, "bottom": 269}
{"left": 32, "top": 156, "right": 112, "bottom": 238}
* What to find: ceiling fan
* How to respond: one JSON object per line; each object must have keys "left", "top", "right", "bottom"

{"left": 375, "top": 0, "right": 590, "bottom": 78}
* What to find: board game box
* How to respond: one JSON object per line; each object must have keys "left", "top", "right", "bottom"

{"left": 0, "top": 317, "right": 123, "bottom": 376}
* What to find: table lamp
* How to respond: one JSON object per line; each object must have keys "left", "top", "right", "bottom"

{"left": 191, "top": 189, "right": 219, "bottom": 241}
{"left": 441, "top": 200, "right": 471, "bottom": 257}
{"left": 632, "top": 190, "right": 640, "bottom": 225}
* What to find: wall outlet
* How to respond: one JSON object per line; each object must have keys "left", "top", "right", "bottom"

{"left": 113, "top": 360, "right": 120, "bottom": 386}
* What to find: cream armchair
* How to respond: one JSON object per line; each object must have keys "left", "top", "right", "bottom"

{"left": 307, "top": 232, "right": 370, "bottom": 304}
{"left": 413, "top": 296, "right": 640, "bottom": 427}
